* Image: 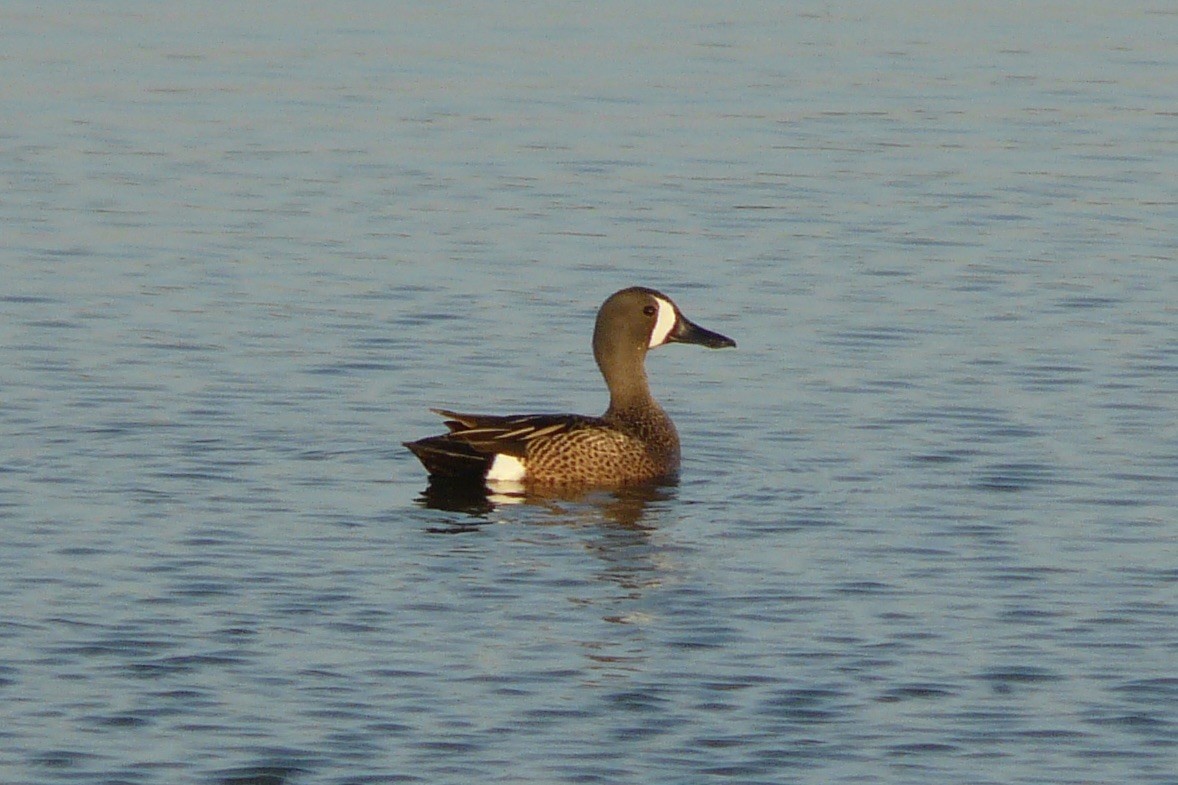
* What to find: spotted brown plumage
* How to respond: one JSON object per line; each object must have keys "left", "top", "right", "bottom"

{"left": 404, "top": 286, "right": 735, "bottom": 488}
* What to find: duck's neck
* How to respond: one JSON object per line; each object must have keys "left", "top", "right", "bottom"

{"left": 598, "top": 348, "right": 675, "bottom": 437}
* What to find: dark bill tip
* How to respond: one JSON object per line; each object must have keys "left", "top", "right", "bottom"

{"left": 671, "top": 317, "right": 736, "bottom": 349}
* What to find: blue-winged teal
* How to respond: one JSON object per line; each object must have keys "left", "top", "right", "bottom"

{"left": 405, "top": 286, "right": 735, "bottom": 487}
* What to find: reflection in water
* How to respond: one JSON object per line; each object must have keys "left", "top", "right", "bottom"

{"left": 415, "top": 477, "right": 500, "bottom": 517}
{"left": 415, "top": 478, "right": 681, "bottom": 676}
{"left": 414, "top": 478, "right": 678, "bottom": 529}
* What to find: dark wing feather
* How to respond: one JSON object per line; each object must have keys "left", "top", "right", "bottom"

{"left": 403, "top": 436, "right": 491, "bottom": 479}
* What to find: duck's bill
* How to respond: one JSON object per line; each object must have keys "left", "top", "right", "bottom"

{"left": 670, "top": 317, "right": 736, "bottom": 349}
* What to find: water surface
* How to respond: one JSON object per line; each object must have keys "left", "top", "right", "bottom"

{"left": 2, "top": 2, "right": 1176, "bottom": 784}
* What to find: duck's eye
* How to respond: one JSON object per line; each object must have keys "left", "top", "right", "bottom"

{"left": 643, "top": 305, "right": 657, "bottom": 317}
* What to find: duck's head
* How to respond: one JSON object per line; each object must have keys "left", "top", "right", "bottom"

{"left": 593, "top": 286, "right": 735, "bottom": 370}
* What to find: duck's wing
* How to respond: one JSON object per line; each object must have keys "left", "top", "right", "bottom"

{"left": 430, "top": 409, "right": 602, "bottom": 455}
{"left": 404, "top": 409, "right": 603, "bottom": 480}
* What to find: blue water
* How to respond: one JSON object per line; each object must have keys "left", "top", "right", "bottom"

{"left": 2, "top": 3, "right": 1176, "bottom": 784}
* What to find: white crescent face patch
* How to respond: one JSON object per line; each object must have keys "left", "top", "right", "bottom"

{"left": 648, "top": 297, "right": 678, "bottom": 348}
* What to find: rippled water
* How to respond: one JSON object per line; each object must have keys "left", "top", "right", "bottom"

{"left": 3, "top": 2, "right": 1176, "bottom": 784}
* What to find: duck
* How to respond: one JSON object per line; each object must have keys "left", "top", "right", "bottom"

{"left": 404, "top": 286, "right": 735, "bottom": 488}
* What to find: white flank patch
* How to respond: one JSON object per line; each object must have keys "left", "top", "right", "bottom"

{"left": 648, "top": 297, "right": 677, "bottom": 348}
{"left": 486, "top": 453, "right": 527, "bottom": 482}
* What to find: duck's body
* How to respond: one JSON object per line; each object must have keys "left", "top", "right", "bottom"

{"left": 404, "top": 287, "right": 735, "bottom": 488}
{"left": 410, "top": 406, "right": 678, "bottom": 487}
